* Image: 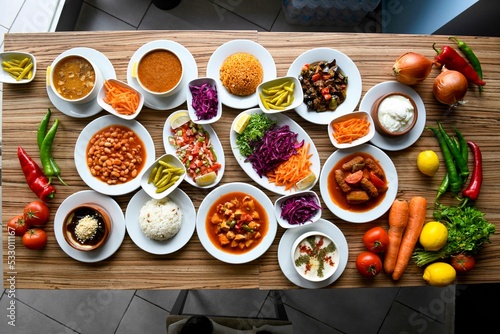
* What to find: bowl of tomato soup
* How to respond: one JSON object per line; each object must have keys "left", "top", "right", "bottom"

{"left": 135, "top": 48, "right": 183, "bottom": 96}
{"left": 49, "top": 54, "right": 103, "bottom": 104}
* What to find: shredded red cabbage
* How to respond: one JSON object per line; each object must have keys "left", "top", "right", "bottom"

{"left": 189, "top": 83, "right": 219, "bottom": 120}
{"left": 245, "top": 125, "right": 303, "bottom": 177}
{"left": 280, "top": 194, "right": 321, "bottom": 225}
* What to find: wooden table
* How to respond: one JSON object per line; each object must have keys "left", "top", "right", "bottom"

{"left": 2, "top": 31, "right": 499, "bottom": 290}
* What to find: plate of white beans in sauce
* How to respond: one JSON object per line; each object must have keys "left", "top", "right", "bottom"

{"left": 74, "top": 115, "right": 156, "bottom": 196}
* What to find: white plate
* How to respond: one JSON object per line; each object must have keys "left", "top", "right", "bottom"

{"left": 230, "top": 108, "right": 321, "bottom": 195}
{"left": 360, "top": 81, "right": 426, "bottom": 151}
{"left": 75, "top": 115, "right": 156, "bottom": 196}
{"left": 125, "top": 188, "right": 196, "bottom": 255}
{"left": 46, "top": 47, "right": 116, "bottom": 118}
{"left": 163, "top": 110, "right": 225, "bottom": 189}
{"left": 206, "top": 39, "right": 277, "bottom": 109}
{"left": 126, "top": 40, "right": 198, "bottom": 110}
{"left": 278, "top": 219, "right": 348, "bottom": 289}
{"left": 319, "top": 143, "right": 398, "bottom": 223}
{"left": 54, "top": 190, "right": 126, "bottom": 263}
{"left": 196, "top": 182, "right": 277, "bottom": 264}
{"left": 286, "top": 47, "right": 362, "bottom": 125}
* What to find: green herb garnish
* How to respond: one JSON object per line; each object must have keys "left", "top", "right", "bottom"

{"left": 236, "top": 113, "right": 275, "bottom": 157}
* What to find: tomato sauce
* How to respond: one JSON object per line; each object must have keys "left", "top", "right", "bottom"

{"left": 205, "top": 192, "right": 268, "bottom": 254}
{"left": 137, "top": 49, "right": 182, "bottom": 93}
{"left": 327, "top": 152, "right": 387, "bottom": 212}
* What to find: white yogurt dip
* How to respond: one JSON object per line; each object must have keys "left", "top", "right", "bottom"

{"left": 377, "top": 95, "right": 415, "bottom": 133}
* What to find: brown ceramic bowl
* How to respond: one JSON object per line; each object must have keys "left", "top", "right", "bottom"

{"left": 62, "top": 203, "right": 111, "bottom": 252}
{"left": 371, "top": 92, "right": 418, "bottom": 137}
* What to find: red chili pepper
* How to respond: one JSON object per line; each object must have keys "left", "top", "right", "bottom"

{"left": 311, "top": 73, "right": 321, "bottom": 82}
{"left": 462, "top": 141, "right": 482, "bottom": 201}
{"left": 433, "top": 43, "right": 486, "bottom": 87}
{"left": 17, "top": 146, "right": 56, "bottom": 202}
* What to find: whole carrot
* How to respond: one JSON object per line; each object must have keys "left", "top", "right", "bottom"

{"left": 392, "top": 196, "right": 427, "bottom": 280}
{"left": 384, "top": 199, "right": 409, "bottom": 275}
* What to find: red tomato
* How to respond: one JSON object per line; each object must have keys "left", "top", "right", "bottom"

{"left": 369, "top": 172, "right": 385, "bottom": 188}
{"left": 362, "top": 226, "right": 389, "bottom": 253}
{"left": 7, "top": 214, "right": 30, "bottom": 236}
{"left": 22, "top": 228, "right": 48, "bottom": 250}
{"left": 451, "top": 254, "right": 476, "bottom": 273}
{"left": 23, "top": 200, "right": 50, "bottom": 226}
{"left": 356, "top": 252, "right": 383, "bottom": 277}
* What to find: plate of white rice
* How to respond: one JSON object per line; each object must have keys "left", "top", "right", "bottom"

{"left": 125, "top": 188, "right": 196, "bottom": 254}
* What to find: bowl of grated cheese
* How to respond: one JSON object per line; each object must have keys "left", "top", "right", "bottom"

{"left": 62, "top": 203, "right": 111, "bottom": 252}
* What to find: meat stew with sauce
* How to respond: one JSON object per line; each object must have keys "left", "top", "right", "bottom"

{"left": 206, "top": 192, "right": 268, "bottom": 254}
{"left": 327, "top": 152, "right": 388, "bottom": 212}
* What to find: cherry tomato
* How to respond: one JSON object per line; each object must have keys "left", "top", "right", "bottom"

{"left": 7, "top": 214, "right": 30, "bottom": 236}
{"left": 356, "top": 251, "right": 383, "bottom": 277}
{"left": 22, "top": 228, "right": 48, "bottom": 250}
{"left": 451, "top": 254, "right": 476, "bottom": 273}
{"left": 362, "top": 226, "right": 389, "bottom": 253}
{"left": 23, "top": 200, "right": 50, "bottom": 226}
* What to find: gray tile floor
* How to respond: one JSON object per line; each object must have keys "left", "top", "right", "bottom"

{"left": 5, "top": 0, "right": 495, "bottom": 333}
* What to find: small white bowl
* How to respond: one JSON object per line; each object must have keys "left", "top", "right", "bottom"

{"left": 97, "top": 79, "right": 144, "bottom": 120}
{"left": 133, "top": 48, "right": 183, "bottom": 97}
{"left": 275, "top": 190, "right": 322, "bottom": 229}
{"left": 47, "top": 53, "right": 103, "bottom": 104}
{"left": 140, "top": 153, "right": 186, "bottom": 199}
{"left": 0, "top": 51, "right": 36, "bottom": 84}
{"left": 291, "top": 231, "right": 340, "bottom": 282}
{"left": 328, "top": 110, "right": 375, "bottom": 149}
{"left": 257, "top": 76, "right": 303, "bottom": 114}
{"left": 187, "top": 77, "right": 222, "bottom": 124}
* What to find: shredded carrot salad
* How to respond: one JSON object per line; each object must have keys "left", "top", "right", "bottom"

{"left": 332, "top": 116, "right": 370, "bottom": 144}
{"left": 267, "top": 143, "right": 312, "bottom": 190}
{"left": 103, "top": 80, "right": 140, "bottom": 115}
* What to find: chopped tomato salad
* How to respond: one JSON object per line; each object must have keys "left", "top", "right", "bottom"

{"left": 169, "top": 121, "right": 221, "bottom": 180}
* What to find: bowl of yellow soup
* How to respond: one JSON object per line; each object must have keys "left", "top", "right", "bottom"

{"left": 48, "top": 54, "right": 103, "bottom": 104}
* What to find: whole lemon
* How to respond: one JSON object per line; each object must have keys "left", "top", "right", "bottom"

{"left": 419, "top": 221, "right": 448, "bottom": 251}
{"left": 417, "top": 150, "right": 440, "bottom": 176}
{"left": 423, "top": 262, "right": 456, "bottom": 287}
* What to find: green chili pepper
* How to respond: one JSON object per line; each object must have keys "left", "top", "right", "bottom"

{"left": 40, "top": 119, "right": 59, "bottom": 183}
{"left": 449, "top": 36, "right": 484, "bottom": 91}
{"left": 453, "top": 126, "right": 468, "bottom": 162}
{"left": 428, "top": 127, "right": 461, "bottom": 195}
{"left": 435, "top": 172, "right": 449, "bottom": 204}
{"left": 37, "top": 109, "right": 51, "bottom": 149}
{"left": 437, "top": 123, "right": 469, "bottom": 181}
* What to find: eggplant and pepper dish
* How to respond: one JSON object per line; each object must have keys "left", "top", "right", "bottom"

{"left": 299, "top": 59, "right": 348, "bottom": 112}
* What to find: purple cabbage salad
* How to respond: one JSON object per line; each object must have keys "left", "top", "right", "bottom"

{"left": 245, "top": 124, "right": 304, "bottom": 178}
{"left": 189, "top": 83, "right": 218, "bottom": 120}
{"left": 280, "top": 194, "right": 321, "bottom": 225}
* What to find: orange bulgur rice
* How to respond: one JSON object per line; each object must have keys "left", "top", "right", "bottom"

{"left": 220, "top": 52, "right": 263, "bottom": 96}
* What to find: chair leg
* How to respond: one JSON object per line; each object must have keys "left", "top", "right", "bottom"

{"left": 171, "top": 290, "right": 189, "bottom": 315}
{"left": 271, "top": 290, "right": 288, "bottom": 321}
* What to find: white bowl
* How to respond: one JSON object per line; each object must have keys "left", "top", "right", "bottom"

{"left": 97, "top": 79, "right": 144, "bottom": 120}
{"left": 0, "top": 51, "right": 36, "bottom": 84}
{"left": 328, "top": 111, "right": 375, "bottom": 149}
{"left": 291, "top": 231, "right": 340, "bottom": 282}
{"left": 140, "top": 153, "right": 186, "bottom": 200}
{"left": 275, "top": 190, "right": 322, "bottom": 229}
{"left": 47, "top": 53, "right": 103, "bottom": 104}
{"left": 186, "top": 77, "right": 222, "bottom": 124}
{"left": 257, "top": 76, "right": 303, "bottom": 114}
{"left": 133, "top": 47, "right": 184, "bottom": 97}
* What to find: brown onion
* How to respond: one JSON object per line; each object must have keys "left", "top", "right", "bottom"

{"left": 392, "top": 52, "right": 434, "bottom": 85}
{"left": 433, "top": 69, "right": 468, "bottom": 107}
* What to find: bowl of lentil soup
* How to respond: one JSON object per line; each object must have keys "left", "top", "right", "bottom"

{"left": 133, "top": 48, "right": 183, "bottom": 97}
{"left": 74, "top": 115, "right": 156, "bottom": 196}
{"left": 48, "top": 53, "right": 103, "bottom": 104}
